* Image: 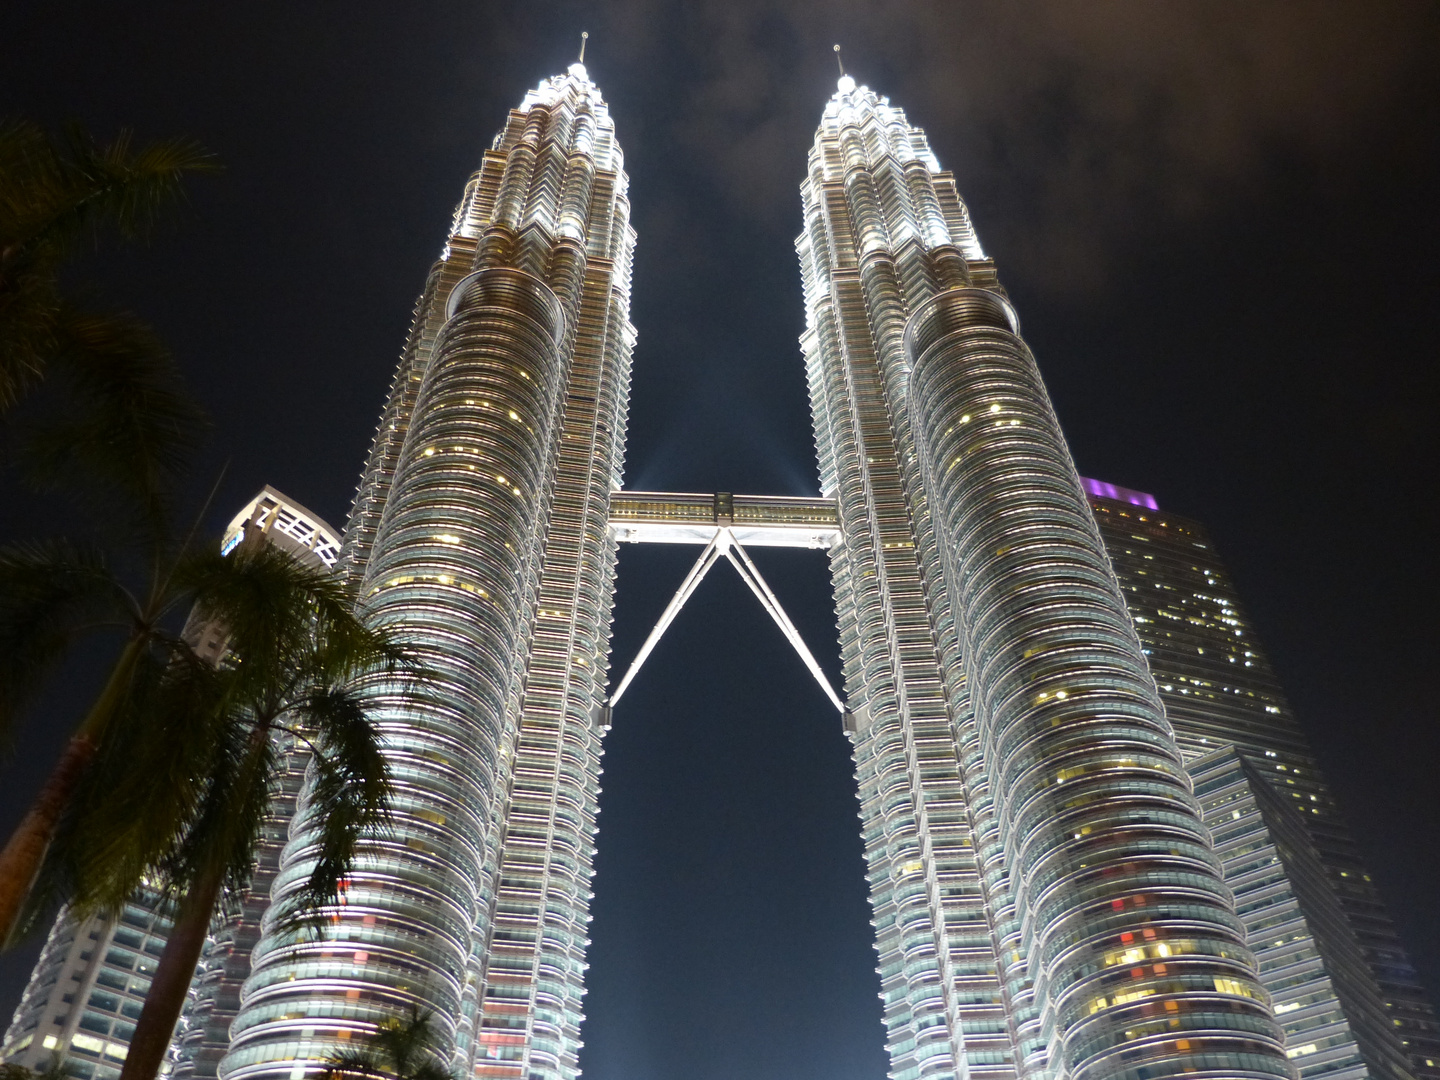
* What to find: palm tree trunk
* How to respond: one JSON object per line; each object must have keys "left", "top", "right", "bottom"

{"left": 0, "top": 731, "right": 98, "bottom": 941}
{"left": 0, "top": 636, "right": 145, "bottom": 943}
{"left": 117, "top": 860, "right": 224, "bottom": 1080}
{"left": 121, "top": 723, "right": 272, "bottom": 1080}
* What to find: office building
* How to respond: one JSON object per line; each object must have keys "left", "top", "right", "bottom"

{"left": 794, "top": 74, "right": 1289, "bottom": 1080}
{"left": 222, "top": 62, "right": 635, "bottom": 1080}
{"left": 1087, "top": 480, "right": 1439, "bottom": 1080}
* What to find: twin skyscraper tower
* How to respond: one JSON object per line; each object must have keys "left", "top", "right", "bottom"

{"left": 11, "top": 59, "right": 1435, "bottom": 1080}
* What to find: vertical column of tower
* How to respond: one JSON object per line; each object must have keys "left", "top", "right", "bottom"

{"left": 222, "top": 66, "right": 632, "bottom": 1080}
{"left": 905, "top": 281, "right": 1291, "bottom": 1079}
{"left": 465, "top": 83, "right": 635, "bottom": 1080}
{"left": 799, "top": 80, "right": 1018, "bottom": 1080}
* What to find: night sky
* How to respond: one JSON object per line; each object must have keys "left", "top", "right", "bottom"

{"left": 3, "top": 4, "right": 1439, "bottom": 1080}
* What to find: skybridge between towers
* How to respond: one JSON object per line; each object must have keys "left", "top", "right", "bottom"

{"left": 604, "top": 491, "right": 848, "bottom": 722}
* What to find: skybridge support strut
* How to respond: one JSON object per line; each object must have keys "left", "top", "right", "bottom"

{"left": 606, "top": 527, "right": 845, "bottom": 714}
{"left": 608, "top": 531, "right": 726, "bottom": 709}
{"left": 722, "top": 540, "right": 844, "bottom": 713}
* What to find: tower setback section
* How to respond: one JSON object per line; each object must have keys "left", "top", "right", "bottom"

{"left": 222, "top": 64, "right": 635, "bottom": 1080}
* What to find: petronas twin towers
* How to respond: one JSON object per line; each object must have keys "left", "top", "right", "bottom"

{"left": 20, "top": 55, "right": 1439, "bottom": 1080}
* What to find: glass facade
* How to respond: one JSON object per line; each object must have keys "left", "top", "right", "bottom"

{"left": 1090, "top": 488, "right": 1440, "bottom": 1080}
{"left": 170, "top": 749, "right": 310, "bottom": 1080}
{"left": 1, "top": 891, "right": 171, "bottom": 1080}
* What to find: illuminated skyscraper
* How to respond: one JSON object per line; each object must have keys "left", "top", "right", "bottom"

{"left": 797, "top": 76, "right": 1291, "bottom": 1080}
{"left": 182, "top": 60, "right": 1437, "bottom": 1080}
{"left": 1086, "top": 480, "right": 1439, "bottom": 1080}
{"left": 223, "top": 62, "right": 635, "bottom": 1080}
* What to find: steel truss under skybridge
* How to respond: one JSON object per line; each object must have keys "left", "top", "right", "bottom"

{"left": 605, "top": 491, "right": 845, "bottom": 719}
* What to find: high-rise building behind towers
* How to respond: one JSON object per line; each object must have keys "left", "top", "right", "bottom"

{"left": 1085, "top": 480, "right": 1440, "bottom": 1080}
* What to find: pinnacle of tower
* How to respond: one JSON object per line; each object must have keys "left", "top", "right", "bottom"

{"left": 521, "top": 58, "right": 603, "bottom": 111}
{"left": 565, "top": 30, "right": 591, "bottom": 85}
{"left": 833, "top": 43, "right": 857, "bottom": 96}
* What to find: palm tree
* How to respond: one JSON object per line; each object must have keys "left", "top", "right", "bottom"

{"left": 0, "top": 121, "right": 225, "bottom": 934}
{"left": 1, "top": 121, "right": 215, "bottom": 539}
{"left": 0, "top": 535, "right": 198, "bottom": 941}
{"left": 0, "top": 121, "right": 220, "bottom": 926}
{"left": 80, "top": 541, "right": 417, "bottom": 1080}
{"left": 0, "top": 119, "right": 214, "bottom": 408}
{"left": 0, "top": 1056, "right": 66, "bottom": 1080}
{"left": 0, "top": 533, "right": 406, "bottom": 946}
{"left": 0, "top": 119, "right": 406, "bottom": 1080}
{"left": 319, "top": 1006, "right": 456, "bottom": 1080}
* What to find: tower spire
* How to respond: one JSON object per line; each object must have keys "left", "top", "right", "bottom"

{"left": 833, "top": 43, "right": 844, "bottom": 76}
{"left": 579, "top": 30, "right": 588, "bottom": 63}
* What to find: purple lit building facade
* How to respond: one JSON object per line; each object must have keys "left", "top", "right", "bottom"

{"left": 1087, "top": 483, "right": 1440, "bottom": 1080}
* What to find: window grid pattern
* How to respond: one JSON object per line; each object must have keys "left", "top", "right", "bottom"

{"left": 221, "top": 66, "right": 633, "bottom": 1080}
{"left": 1093, "top": 496, "right": 1440, "bottom": 1080}
{"left": 0, "top": 893, "right": 171, "bottom": 1080}
{"left": 1190, "top": 749, "right": 1374, "bottom": 1080}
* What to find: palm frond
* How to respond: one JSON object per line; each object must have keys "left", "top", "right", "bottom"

{"left": 48, "top": 650, "right": 232, "bottom": 915}
{"left": 18, "top": 306, "right": 208, "bottom": 537}
{"left": 292, "top": 684, "right": 392, "bottom": 912}
{"left": 0, "top": 121, "right": 217, "bottom": 270}
{"left": 310, "top": 580, "right": 419, "bottom": 687}
{"left": 321, "top": 1007, "right": 453, "bottom": 1080}
{"left": 0, "top": 119, "right": 215, "bottom": 417}
{"left": 318, "top": 1047, "right": 383, "bottom": 1080}
{"left": 79, "top": 126, "right": 220, "bottom": 241}
{"left": 176, "top": 544, "right": 340, "bottom": 675}
{"left": 178, "top": 543, "right": 422, "bottom": 693}
{"left": 157, "top": 702, "right": 279, "bottom": 900}
{"left": 0, "top": 267, "right": 59, "bottom": 410}
{"left": 0, "top": 540, "right": 127, "bottom": 732}
{"left": 0, "top": 120, "right": 62, "bottom": 253}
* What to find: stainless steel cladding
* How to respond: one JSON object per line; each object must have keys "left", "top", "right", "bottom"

{"left": 800, "top": 76, "right": 1292, "bottom": 1080}
{"left": 222, "top": 63, "right": 634, "bottom": 1080}
{"left": 907, "top": 287, "right": 1285, "bottom": 1080}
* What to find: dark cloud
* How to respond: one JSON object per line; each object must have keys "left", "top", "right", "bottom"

{"left": 592, "top": 0, "right": 1438, "bottom": 289}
